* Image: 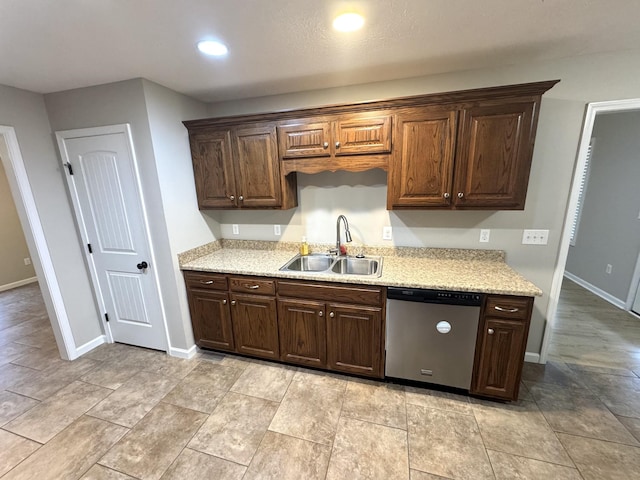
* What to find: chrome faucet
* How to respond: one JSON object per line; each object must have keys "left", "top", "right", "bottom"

{"left": 334, "top": 215, "right": 352, "bottom": 256}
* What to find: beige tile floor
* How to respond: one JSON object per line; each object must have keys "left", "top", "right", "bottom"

{"left": 1, "top": 279, "right": 640, "bottom": 479}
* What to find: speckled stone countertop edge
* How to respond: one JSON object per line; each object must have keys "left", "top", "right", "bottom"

{"left": 178, "top": 240, "right": 542, "bottom": 297}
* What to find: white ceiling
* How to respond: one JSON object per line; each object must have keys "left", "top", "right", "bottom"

{"left": 2, "top": 0, "right": 640, "bottom": 102}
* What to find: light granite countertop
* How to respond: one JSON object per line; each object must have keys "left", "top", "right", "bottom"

{"left": 179, "top": 240, "right": 543, "bottom": 297}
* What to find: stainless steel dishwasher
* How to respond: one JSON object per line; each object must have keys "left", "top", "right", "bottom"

{"left": 385, "top": 287, "right": 483, "bottom": 390}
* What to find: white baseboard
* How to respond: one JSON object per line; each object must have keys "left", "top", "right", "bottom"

{"left": 524, "top": 352, "right": 541, "bottom": 364}
{"left": 169, "top": 344, "right": 197, "bottom": 359}
{"left": 0, "top": 276, "right": 38, "bottom": 293}
{"left": 564, "top": 272, "right": 626, "bottom": 309}
{"left": 72, "top": 335, "right": 107, "bottom": 359}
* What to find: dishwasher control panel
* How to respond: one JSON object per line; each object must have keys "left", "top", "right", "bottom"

{"left": 387, "top": 287, "right": 483, "bottom": 306}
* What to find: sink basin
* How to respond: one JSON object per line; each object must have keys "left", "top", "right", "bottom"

{"left": 331, "top": 256, "right": 382, "bottom": 276}
{"left": 280, "top": 254, "right": 335, "bottom": 272}
{"left": 280, "top": 253, "right": 383, "bottom": 277}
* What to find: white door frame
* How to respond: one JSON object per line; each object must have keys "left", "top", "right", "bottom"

{"left": 540, "top": 98, "right": 640, "bottom": 363}
{"left": 56, "top": 124, "right": 171, "bottom": 351}
{"left": 0, "top": 125, "right": 75, "bottom": 360}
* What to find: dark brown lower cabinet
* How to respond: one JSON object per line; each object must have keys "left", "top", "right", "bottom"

{"left": 186, "top": 288, "right": 234, "bottom": 352}
{"left": 230, "top": 293, "right": 279, "bottom": 360}
{"left": 471, "top": 295, "right": 533, "bottom": 400}
{"left": 277, "top": 298, "right": 326, "bottom": 368}
{"left": 326, "top": 303, "right": 383, "bottom": 378}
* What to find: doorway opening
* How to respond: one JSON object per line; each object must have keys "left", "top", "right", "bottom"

{"left": 0, "top": 126, "right": 75, "bottom": 359}
{"left": 540, "top": 98, "right": 640, "bottom": 364}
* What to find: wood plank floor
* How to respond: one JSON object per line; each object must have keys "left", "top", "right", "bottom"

{"left": 547, "top": 278, "right": 640, "bottom": 371}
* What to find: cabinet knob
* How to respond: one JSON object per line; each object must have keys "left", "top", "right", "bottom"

{"left": 222, "top": 299, "right": 227, "bottom": 304}
{"left": 231, "top": 300, "right": 236, "bottom": 306}
{"left": 443, "top": 192, "right": 450, "bottom": 199}
{"left": 488, "top": 328, "right": 494, "bottom": 335}
{"left": 229, "top": 195, "right": 235, "bottom": 201}
{"left": 239, "top": 195, "right": 244, "bottom": 201}
{"left": 457, "top": 192, "right": 464, "bottom": 199}
{"left": 335, "top": 141, "right": 341, "bottom": 148}
{"left": 318, "top": 311, "right": 323, "bottom": 317}
{"left": 329, "top": 311, "right": 335, "bottom": 318}
{"left": 323, "top": 142, "right": 329, "bottom": 149}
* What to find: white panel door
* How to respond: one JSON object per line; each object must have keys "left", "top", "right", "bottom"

{"left": 57, "top": 125, "right": 167, "bottom": 351}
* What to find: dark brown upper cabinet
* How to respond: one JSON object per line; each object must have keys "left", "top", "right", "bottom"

{"left": 388, "top": 107, "right": 458, "bottom": 208}
{"left": 187, "top": 122, "right": 297, "bottom": 210}
{"left": 185, "top": 80, "right": 558, "bottom": 211}
{"left": 277, "top": 112, "right": 392, "bottom": 174}
{"left": 452, "top": 101, "right": 536, "bottom": 209}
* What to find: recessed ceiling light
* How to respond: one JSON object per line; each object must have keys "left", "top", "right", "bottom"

{"left": 333, "top": 12, "right": 365, "bottom": 32}
{"left": 197, "top": 40, "right": 228, "bottom": 56}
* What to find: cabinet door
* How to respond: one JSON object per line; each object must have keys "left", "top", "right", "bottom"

{"left": 326, "top": 304, "right": 383, "bottom": 378}
{"left": 334, "top": 114, "right": 391, "bottom": 156}
{"left": 453, "top": 101, "right": 535, "bottom": 209}
{"left": 187, "top": 289, "right": 234, "bottom": 352}
{"left": 230, "top": 293, "right": 279, "bottom": 359}
{"left": 189, "top": 130, "right": 237, "bottom": 208}
{"left": 232, "top": 125, "right": 282, "bottom": 208}
{"left": 277, "top": 299, "right": 326, "bottom": 368}
{"left": 471, "top": 318, "right": 526, "bottom": 400}
{"left": 388, "top": 108, "right": 457, "bottom": 208}
{"left": 277, "top": 120, "right": 332, "bottom": 158}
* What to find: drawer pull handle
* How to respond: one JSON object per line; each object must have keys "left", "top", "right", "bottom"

{"left": 200, "top": 280, "right": 214, "bottom": 285}
{"left": 244, "top": 284, "right": 260, "bottom": 289}
{"left": 494, "top": 306, "right": 519, "bottom": 313}
{"left": 488, "top": 328, "right": 495, "bottom": 335}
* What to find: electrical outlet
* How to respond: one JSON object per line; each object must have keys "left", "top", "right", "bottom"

{"left": 23, "top": 257, "right": 31, "bottom": 266}
{"left": 232, "top": 224, "right": 239, "bottom": 235}
{"left": 606, "top": 264, "right": 613, "bottom": 274}
{"left": 274, "top": 225, "right": 281, "bottom": 236}
{"left": 522, "top": 229, "right": 549, "bottom": 245}
{"left": 479, "top": 229, "right": 490, "bottom": 243}
{"left": 382, "top": 226, "right": 393, "bottom": 240}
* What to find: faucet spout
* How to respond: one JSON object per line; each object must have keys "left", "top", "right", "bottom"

{"left": 336, "top": 215, "right": 352, "bottom": 255}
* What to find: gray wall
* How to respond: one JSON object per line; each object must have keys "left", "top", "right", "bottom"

{"left": 0, "top": 84, "right": 102, "bottom": 349}
{"left": 206, "top": 50, "right": 640, "bottom": 355}
{"left": 0, "top": 140, "right": 36, "bottom": 286}
{"left": 566, "top": 111, "right": 640, "bottom": 302}
{"left": 141, "top": 79, "right": 216, "bottom": 350}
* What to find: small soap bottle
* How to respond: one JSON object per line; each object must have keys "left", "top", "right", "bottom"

{"left": 300, "top": 236, "right": 309, "bottom": 256}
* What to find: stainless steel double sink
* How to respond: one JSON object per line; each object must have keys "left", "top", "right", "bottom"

{"left": 279, "top": 253, "right": 383, "bottom": 277}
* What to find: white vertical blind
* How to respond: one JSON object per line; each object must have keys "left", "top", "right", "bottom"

{"left": 570, "top": 138, "right": 595, "bottom": 246}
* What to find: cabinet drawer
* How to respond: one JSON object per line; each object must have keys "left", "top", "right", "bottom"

{"left": 184, "top": 271, "right": 228, "bottom": 291}
{"left": 229, "top": 276, "right": 276, "bottom": 295}
{"left": 485, "top": 296, "right": 532, "bottom": 320}
{"left": 277, "top": 280, "right": 383, "bottom": 306}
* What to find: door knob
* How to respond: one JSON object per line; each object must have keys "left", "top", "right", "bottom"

{"left": 457, "top": 192, "right": 464, "bottom": 199}
{"left": 229, "top": 195, "right": 235, "bottom": 201}
{"left": 318, "top": 311, "right": 323, "bottom": 317}
{"left": 329, "top": 312, "right": 335, "bottom": 318}
{"left": 136, "top": 261, "right": 148, "bottom": 270}
{"left": 488, "top": 328, "right": 494, "bottom": 335}
{"left": 239, "top": 195, "right": 244, "bottom": 201}
{"left": 335, "top": 141, "right": 341, "bottom": 148}
{"left": 323, "top": 142, "right": 329, "bottom": 149}
{"left": 443, "top": 192, "right": 450, "bottom": 199}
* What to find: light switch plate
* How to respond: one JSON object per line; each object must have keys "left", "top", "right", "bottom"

{"left": 479, "top": 229, "right": 490, "bottom": 243}
{"left": 382, "top": 226, "right": 393, "bottom": 240}
{"left": 232, "top": 224, "right": 239, "bottom": 235}
{"left": 522, "top": 229, "right": 549, "bottom": 245}
{"left": 274, "top": 225, "right": 281, "bottom": 236}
